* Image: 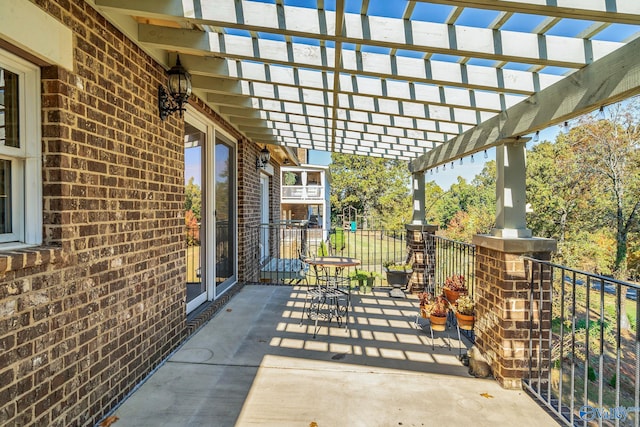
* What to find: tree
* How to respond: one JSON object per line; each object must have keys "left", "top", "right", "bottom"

{"left": 569, "top": 99, "right": 640, "bottom": 329}
{"left": 329, "top": 153, "right": 411, "bottom": 230}
{"left": 526, "top": 138, "right": 595, "bottom": 252}
{"left": 185, "top": 177, "right": 202, "bottom": 222}
{"left": 432, "top": 162, "right": 496, "bottom": 242}
{"left": 424, "top": 181, "right": 445, "bottom": 224}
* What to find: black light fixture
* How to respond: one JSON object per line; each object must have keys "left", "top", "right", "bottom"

{"left": 158, "top": 55, "right": 192, "bottom": 120}
{"left": 256, "top": 146, "right": 271, "bottom": 170}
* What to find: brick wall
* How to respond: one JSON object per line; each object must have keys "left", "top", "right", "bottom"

{"left": 0, "top": 1, "right": 269, "bottom": 425}
{"left": 474, "top": 245, "right": 552, "bottom": 389}
{"left": 237, "top": 142, "right": 281, "bottom": 283}
{"left": 405, "top": 225, "right": 437, "bottom": 293}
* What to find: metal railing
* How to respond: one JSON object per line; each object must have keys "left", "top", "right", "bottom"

{"left": 186, "top": 224, "right": 202, "bottom": 304}
{"left": 426, "top": 234, "right": 476, "bottom": 298}
{"left": 281, "top": 185, "right": 324, "bottom": 200}
{"left": 523, "top": 257, "right": 640, "bottom": 427}
{"left": 245, "top": 223, "right": 407, "bottom": 286}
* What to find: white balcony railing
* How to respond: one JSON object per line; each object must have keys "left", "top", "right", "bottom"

{"left": 282, "top": 185, "right": 324, "bottom": 200}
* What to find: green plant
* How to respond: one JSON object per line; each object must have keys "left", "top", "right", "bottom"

{"left": 317, "top": 241, "right": 328, "bottom": 256}
{"left": 383, "top": 261, "right": 412, "bottom": 271}
{"left": 456, "top": 294, "right": 475, "bottom": 315}
{"left": 349, "top": 270, "right": 379, "bottom": 281}
{"left": 283, "top": 171, "right": 298, "bottom": 185}
{"left": 444, "top": 274, "right": 467, "bottom": 292}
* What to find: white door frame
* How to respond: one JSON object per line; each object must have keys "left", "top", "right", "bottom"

{"left": 260, "top": 174, "right": 270, "bottom": 261}
{"left": 184, "top": 107, "right": 239, "bottom": 309}
{"left": 185, "top": 109, "right": 210, "bottom": 314}
{"left": 212, "top": 131, "right": 238, "bottom": 299}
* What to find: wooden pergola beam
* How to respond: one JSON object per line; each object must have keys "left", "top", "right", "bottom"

{"left": 409, "top": 35, "right": 640, "bottom": 172}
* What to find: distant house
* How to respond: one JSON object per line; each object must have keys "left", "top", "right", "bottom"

{"left": 280, "top": 152, "right": 331, "bottom": 234}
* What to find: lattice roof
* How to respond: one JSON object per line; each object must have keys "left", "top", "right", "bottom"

{"left": 93, "top": 0, "right": 640, "bottom": 171}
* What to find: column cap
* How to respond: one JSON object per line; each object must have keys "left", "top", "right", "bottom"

{"left": 472, "top": 234, "right": 557, "bottom": 254}
{"left": 405, "top": 224, "right": 438, "bottom": 233}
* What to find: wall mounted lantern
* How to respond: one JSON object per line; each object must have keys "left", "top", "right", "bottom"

{"left": 256, "top": 146, "right": 271, "bottom": 170}
{"left": 158, "top": 55, "right": 192, "bottom": 120}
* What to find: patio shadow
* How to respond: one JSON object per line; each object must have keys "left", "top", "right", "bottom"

{"left": 112, "top": 285, "right": 561, "bottom": 427}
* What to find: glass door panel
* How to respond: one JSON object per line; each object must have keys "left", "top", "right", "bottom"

{"left": 185, "top": 122, "right": 206, "bottom": 312}
{"left": 214, "top": 137, "right": 236, "bottom": 292}
{"left": 260, "top": 175, "right": 269, "bottom": 262}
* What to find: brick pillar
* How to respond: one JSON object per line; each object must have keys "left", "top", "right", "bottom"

{"left": 472, "top": 235, "right": 556, "bottom": 389}
{"left": 405, "top": 224, "right": 437, "bottom": 293}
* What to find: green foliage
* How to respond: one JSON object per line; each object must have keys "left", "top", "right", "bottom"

{"left": 556, "top": 230, "right": 616, "bottom": 275}
{"left": 608, "top": 373, "right": 617, "bottom": 388}
{"left": 329, "top": 153, "right": 411, "bottom": 231}
{"left": 349, "top": 270, "right": 380, "bottom": 281}
{"left": 317, "top": 240, "right": 328, "bottom": 256}
{"left": 424, "top": 181, "right": 445, "bottom": 224}
{"left": 283, "top": 171, "right": 298, "bottom": 185}
{"left": 432, "top": 162, "right": 496, "bottom": 242}
{"left": 526, "top": 98, "right": 640, "bottom": 292}
{"left": 383, "top": 261, "right": 412, "bottom": 271}
{"left": 587, "top": 366, "right": 597, "bottom": 382}
{"left": 329, "top": 228, "right": 345, "bottom": 251}
{"left": 185, "top": 177, "right": 202, "bottom": 222}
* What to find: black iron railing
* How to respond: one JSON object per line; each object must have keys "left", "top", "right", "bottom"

{"left": 425, "top": 234, "right": 476, "bottom": 298}
{"left": 246, "top": 223, "right": 407, "bottom": 286}
{"left": 523, "top": 257, "right": 640, "bottom": 427}
{"left": 185, "top": 224, "right": 202, "bottom": 304}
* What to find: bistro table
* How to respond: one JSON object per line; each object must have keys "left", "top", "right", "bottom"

{"left": 301, "top": 256, "right": 361, "bottom": 338}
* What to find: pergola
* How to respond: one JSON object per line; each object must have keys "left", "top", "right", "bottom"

{"left": 94, "top": 0, "right": 640, "bottom": 235}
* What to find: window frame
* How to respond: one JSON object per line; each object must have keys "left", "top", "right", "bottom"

{"left": 0, "top": 48, "right": 42, "bottom": 248}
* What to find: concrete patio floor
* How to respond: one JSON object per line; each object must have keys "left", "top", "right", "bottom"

{"left": 111, "top": 285, "right": 560, "bottom": 427}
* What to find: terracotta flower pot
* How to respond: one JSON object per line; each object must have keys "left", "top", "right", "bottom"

{"left": 429, "top": 314, "right": 447, "bottom": 331}
{"left": 444, "top": 287, "right": 465, "bottom": 303}
{"left": 455, "top": 312, "right": 475, "bottom": 330}
{"left": 420, "top": 305, "right": 429, "bottom": 319}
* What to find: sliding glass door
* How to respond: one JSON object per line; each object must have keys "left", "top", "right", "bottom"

{"left": 184, "top": 110, "right": 237, "bottom": 313}
{"left": 184, "top": 121, "right": 206, "bottom": 312}
{"left": 213, "top": 136, "right": 236, "bottom": 294}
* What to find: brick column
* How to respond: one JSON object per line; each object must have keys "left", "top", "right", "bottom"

{"left": 405, "top": 224, "right": 437, "bottom": 293}
{"left": 472, "top": 235, "right": 556, "bottom": 389}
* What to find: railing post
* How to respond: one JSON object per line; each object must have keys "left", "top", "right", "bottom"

{"left": 472, "top": 235, "right": 556, "bottom": 389}
{"left": 405, "top": 224, "right": 437, "bottom": 293}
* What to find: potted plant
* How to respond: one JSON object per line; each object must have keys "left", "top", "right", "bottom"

{"left": 383, "top": 261, "right": 413, "bottom": 288}
{"left": 443, "top": 274, "right": 467, "bottom": 303}
{"left": 418, "top": 291, "right": 432, "bottom": 318}
{"left": 349, "top": 270, "right": 379, "bottom": 293}
{"left": 429, "top": 295, "right": 449, "bottom": 331}
{"left": 455, "top": 294, "right": 475, "bottom": 330}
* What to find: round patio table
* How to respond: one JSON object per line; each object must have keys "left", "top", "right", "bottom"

{"left": 303, "top": 256, "right": 360, "bottom": 338}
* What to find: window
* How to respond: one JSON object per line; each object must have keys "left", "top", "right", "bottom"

{"left": 0, "top": 48, "right": 41, "bottom": 247}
